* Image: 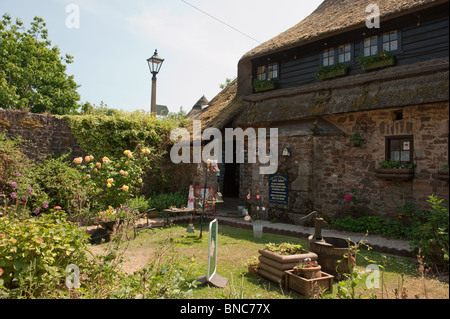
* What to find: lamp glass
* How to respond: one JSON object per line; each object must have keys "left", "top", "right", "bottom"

{"left": 147, "top": 50, "right": 164, "bottom": 74}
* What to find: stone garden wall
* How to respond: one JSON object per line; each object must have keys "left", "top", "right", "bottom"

{"left": 0, "top": 110, "right": 84, "bottom": 161}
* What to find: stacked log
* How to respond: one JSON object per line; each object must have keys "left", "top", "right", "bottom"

{"left": 257, "top": 249, "right": 318, "bottom": 286}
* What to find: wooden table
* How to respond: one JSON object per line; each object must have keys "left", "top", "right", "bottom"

{"left": 162, "top": 208, "right": 196, "bottom": 226}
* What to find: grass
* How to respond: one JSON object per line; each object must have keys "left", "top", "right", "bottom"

{"left": 90, "top": 222, "right": 449, "bottom": 299}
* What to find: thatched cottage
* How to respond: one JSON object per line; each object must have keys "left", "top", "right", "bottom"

{"left": 187, "top": 0, "right": 449, "bottom": 223}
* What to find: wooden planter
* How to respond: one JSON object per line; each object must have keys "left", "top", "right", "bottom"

{"left": 317, "top": 67, "right": 347, "bottom": 80}
{"left": 285, "top": 270, "right": 334, "bottom": 298}
{"left": 361, "top": 56, "right": 395, "bottom": 71}
{"left": 375, "top": 168, "right": 414, "bottom": 181}
{"left": 437, "top": 170, "right": 449, "bottom": 181}
{"left": 257, "top": 249, "right": 318, "bottom": 286}
{"left": 253, "top": 80, "right": 277, "bottom": 93}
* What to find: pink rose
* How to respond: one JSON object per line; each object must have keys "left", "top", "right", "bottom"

{"left": 344, "top": 194, "right": 353, "bottom": 202}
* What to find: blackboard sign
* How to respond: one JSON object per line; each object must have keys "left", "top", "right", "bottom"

{"left": 269, "top": 174, "right": 289, "bottom": 205}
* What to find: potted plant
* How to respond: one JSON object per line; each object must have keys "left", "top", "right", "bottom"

{"left": 316, "top": 63, "right": 348, "bottom": 80}
{"left": 293, "top": 258, "right": 321, "bottom": 279}
{"left": 94, "top": 205, "right": 134, "bottom": 231}
{"left": 375, "top": 160, "right": 414, "bottom": 180}
{"left": 349, "top": 129, "right": 364, "bottom": 147}
{"left": 359, "top": 50, "right": 396, "bottom": 71}
{"left": 246, "top": 256, "right": 259, "bottom": 276}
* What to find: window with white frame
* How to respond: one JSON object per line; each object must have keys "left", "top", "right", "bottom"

{"left": 338, "top": 43, "right": 352, "bottom": 63}
{"left": 257, "top": 65, "right": 267, "bottom": 81}
{"left": 364, "top": 36, "right": 379, "bottom": 56}
{"left": 322, "top": 48, "right": 335, "bottom": 66}
{"left": 267, "top": 62, "right": 278, "bottom": 79}
{"left": 383, "top": 30, "right": 398, "bottom": 52}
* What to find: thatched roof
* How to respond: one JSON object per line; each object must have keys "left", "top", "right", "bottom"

{"left": 186, "top": 95, "right": 210, "bottom": 118}
{"left": 234, "top": 57, "right": 449, "bottom": 126}
{"left": 187, "top": 79, "right": 248, "bottom": 137}
{"left": 242, "top": 0, "right": 447, "bottom": 61}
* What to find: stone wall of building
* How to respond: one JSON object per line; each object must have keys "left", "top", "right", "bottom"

{"left": 239, "top": 102, "right": 449, "bottom": 224}
{"left": 0, "top": 110, "right": 84, "bottom": 161}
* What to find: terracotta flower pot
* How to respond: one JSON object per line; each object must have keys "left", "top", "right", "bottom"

{"left": 296, "top": 265, "right": 322, "bottom": 279}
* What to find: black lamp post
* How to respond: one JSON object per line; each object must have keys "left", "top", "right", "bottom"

{"left": 147, "top": 49, "right": 164, "bottom": 115}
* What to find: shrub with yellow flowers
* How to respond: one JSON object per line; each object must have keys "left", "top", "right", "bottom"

{"left": 74, "top": 146, "right": 154, "bottom": 213}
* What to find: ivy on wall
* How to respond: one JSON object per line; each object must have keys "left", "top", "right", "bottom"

{"left": 62, "top": 110, "right": 189, "bottom": 159}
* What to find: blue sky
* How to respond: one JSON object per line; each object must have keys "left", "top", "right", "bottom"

{"left": 1, "top": 0, "right": 323, "bottom": 114}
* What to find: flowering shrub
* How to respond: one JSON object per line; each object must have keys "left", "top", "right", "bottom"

{"left": 74, "top": 147, "right": 153, "bottom": 213}
{"left": 1, "top": 170, "right": 49, "bottom": 219}
{"left": 0, "top": 210, "right": 90, "bottom": 298}
{"left": 343, "top": 188, "right": 369, "bottom": 216}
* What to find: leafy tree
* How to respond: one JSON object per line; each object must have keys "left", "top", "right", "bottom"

{"left": 0, "top": 14, "right": 80, "bottom": 114}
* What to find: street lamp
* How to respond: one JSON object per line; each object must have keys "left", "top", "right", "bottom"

{"left": 147, "top": 49, "right": 164, "bottom": 115}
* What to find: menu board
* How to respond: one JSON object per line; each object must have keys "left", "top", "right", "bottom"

{"left": 269, "top": 174, "right": 289, "bottom": 205}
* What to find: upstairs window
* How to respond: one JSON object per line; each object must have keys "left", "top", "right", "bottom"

{"left": 322, "top": 48, "right": 335, "bottom": 66}
{"left": 383, "top": 30, "right": 398, "bottom": 52}
{"left": 338, "top": 43, "right": 352, "bottom": 63}
{"left": 267, "top": 62, "right": 278, "bottom": 79}
{"left": 257, "top": 62, "right": 278, "bottom": 81}
{"left": 364, "top": 36, "right": 378, "bottom": 56}
{"left": 257, "top": 65, "right": 267, "bottom": 81}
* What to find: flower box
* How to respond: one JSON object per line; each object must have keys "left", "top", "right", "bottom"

{"left": 285, "top": 270, "right": 334, "bottom": 298}
{"left": 375, "top": 168, "right": 414, "bottom": 181}
{"left": 253, "top": 79, "right": 277, "bottom": 93}
{"left": 361, "top": 56, "right": 395, "bottom": 71}
{"left": 317, "top": 67, "right": 348, "bottom": 80}
{"left": 437, "top": 170, "right": 449, "bottom": 181}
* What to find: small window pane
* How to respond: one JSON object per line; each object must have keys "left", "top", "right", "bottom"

{"left": 400, "top": 151, "right": 410, "bottom": 162}
{"left": 371, "top": 37, "right": 378, "bottom": 46}
{"left": 391, "top": 151, "right": 400, "bottom": 161}
{"left": 391, "top": 40, "right": 398, "bottom": 51}
{"left": 391, "top": 140, "right": 400, "bottom": 150}
{"left": 390, "top": 31, "right": 398, "bottom": 40}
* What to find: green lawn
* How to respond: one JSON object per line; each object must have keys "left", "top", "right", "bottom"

{"left": 96, "top": 222, "right": 449, "bottom": 299}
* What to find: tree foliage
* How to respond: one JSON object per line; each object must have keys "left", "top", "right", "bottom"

{"left": 0, "top": 14, "right": 80, "bottom": 114}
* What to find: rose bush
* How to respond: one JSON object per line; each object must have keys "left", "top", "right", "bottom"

{"left": 74, "top": 146, "right": 154, "bottom": 214}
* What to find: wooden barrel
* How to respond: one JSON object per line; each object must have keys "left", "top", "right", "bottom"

{"left": 308, "top": 236, "right": 356, "bottom": 279}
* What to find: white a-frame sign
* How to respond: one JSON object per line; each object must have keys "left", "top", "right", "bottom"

{"left": 196, "top": 219, "right": 228, "bottom": 288}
